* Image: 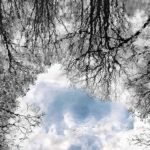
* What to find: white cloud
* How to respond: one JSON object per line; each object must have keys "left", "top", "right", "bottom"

{"left": 38, "top": 64, "right": 70, "bottom": 87}
{"left": 16, "top": 63, "right": 149, "bottom": 150}
{"left": 19, "top": 64, "right": 138, "bottom": 150}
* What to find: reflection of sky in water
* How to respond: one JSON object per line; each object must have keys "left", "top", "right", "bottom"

{"left": 44, "top": 88, "right": 133, "bottom": 135}
{"left": 46, "top": 89, "right": 111, "bottom": 122}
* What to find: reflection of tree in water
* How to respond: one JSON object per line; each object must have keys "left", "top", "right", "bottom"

{"left": 0, "top": 0, "right": 150, "bottom": 149}
{"left": 0, "top": 0, "right": 54, "bottom": 149}
{"left": 0, "top": 56, "right": 43, "bottom": 149}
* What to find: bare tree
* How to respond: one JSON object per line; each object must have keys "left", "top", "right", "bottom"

{"left": 0, "top": 102, "right": 43, "bottom": 150}
{"left": 58, "top": 0, "right": 150, "bottom": 100}
{"left": 1, "top": 0, "right": 150, "bottom": 148}
{"left": 0, "top": 0, "right": 58, "bottom": 149}
{"left": 0, "top": 49, "right": 44, "bottom": 149}
{"left": 57, "top": 1, "right": 150, "bottom": 147}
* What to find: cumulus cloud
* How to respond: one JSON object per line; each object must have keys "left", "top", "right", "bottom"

{"left": 23, "top": 88, "right": 133, "bottom": 150}
{"left": 16, "top": 63, "right": 150, "bottom": 150}
{"left": 18, "top": 64, "right": 136, "bottom": 150}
